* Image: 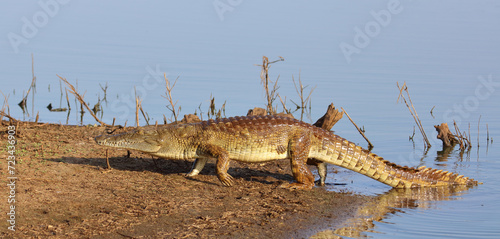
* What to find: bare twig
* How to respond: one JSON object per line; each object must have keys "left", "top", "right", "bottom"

{"left": 409, "top": 126, "right": 415, "bottom": 141}
{"left": 140, "top": 106, "right": 150, "bottom": 126}
{"left": 452, "top": 120, "right": 471, "bottom": 150}
{"left": 135, "top": 87, "right": 141, "bottom": 127}
{"left": 341, "top": 107, "right": 373, "bottom": 149}
{"left": 65, "top": 88, "right": 71, "bottom": 110}
{"left": 277, "top": 94, "right": 289, "bottom": 114}
{"left": 430, "top": 106, "right": 435, "bottom": 118}
{"left": 58, "top": 75, "right": 110, "bottom": 126}
{"left": 258, "top": 56, "right": 284, "bottom": 115}
{"left": 0, "top": 91, "right": 12, "bottom": 122}
{"left": 31, "top": 53, "right": 36, "bottom": 115}
{"left": 0, "top": 111, "right": 17, "bottom": 123}
{"left": 397, "top": 82, "right": 431, "bottom": 149}
{"left": 133, "top": 87, "right": 149, "bottom": 126}
{"left": 291, "top": 73, "right": 316, "bottom": 121}
{"left": 99, "top": 82, "right": 108, "bottom": 102}
{"left": 18, "top": 55, "right": 37, "bottom": 116}
{"left": 162, "top": 74, "right": 180, "bottom": 122}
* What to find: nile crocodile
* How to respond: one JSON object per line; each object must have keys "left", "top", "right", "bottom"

{"left": 95, "top": 115, "right": 478, "bottom": 189}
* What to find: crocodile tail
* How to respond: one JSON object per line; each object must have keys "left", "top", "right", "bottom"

{"left": 312, "top": 134, "right": 478, "bottom": 188}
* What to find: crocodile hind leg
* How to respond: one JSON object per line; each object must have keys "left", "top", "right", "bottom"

{"left": 186, "top": 158, "right": 208, "bottom": 177}
{"left": 282, "top": 133, "right": 315, "bottom": 190}
{"left": 197, "top": 144, "right": 234, "bottom": 186}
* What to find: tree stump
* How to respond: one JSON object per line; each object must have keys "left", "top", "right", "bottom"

{"left": 434, "top": 123, "right": 458, "bottom": 147}
{"left": 313, "top": 103, "right": 343, "bottom": 129}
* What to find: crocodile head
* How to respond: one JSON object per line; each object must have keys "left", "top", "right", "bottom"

{"left": 95, "top": 128, "right": 162, "bottom": 153}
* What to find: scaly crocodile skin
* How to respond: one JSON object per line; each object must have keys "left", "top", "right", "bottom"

{"left": 95, "top": 115, "right": 478, "bottom": 189}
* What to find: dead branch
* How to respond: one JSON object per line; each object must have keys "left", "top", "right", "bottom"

{"left": 277, "top": 94, "right": 289, "bottom": 114}
{"left": 258, "top": 56, "right": 284, "bottom": 115}
{"left": 0, "top": 111, "right": 17, "bottom": 123}
{"left": 135, "top": 89, "right": 141, "bottom": 127}
{"left": 58, "top": 75, "right": 110, "bottom": 126}
{"left": 0, "top": 91, "right": 12, "bottom": 123}
{"left": 453, "top": 121, "right": 471, "bottom": 150}
{"left": 162, "top": 74, "right": 180, "bottom": 122}
{"left": 397, "top": 82, "right": 431, "bottom": 149}
{"left": 341, "top": 107, "right": 373, "bottom": 149}
{"left": 291, "top": 73, "right": 316, "bottom": 121}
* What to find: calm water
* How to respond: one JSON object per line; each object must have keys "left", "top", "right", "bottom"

{"left": 1, "top": 1, "right": 499, "bottom": 237}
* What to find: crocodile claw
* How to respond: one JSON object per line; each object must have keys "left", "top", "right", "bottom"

{"left": 219, "top": 174, "right": 235, "bottom": 187}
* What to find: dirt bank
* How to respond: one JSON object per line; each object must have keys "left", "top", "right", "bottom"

{"left": 0, "top": 121, "right": 371, "bottom": 238}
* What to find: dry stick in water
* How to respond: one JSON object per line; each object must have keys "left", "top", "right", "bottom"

{"left": 453, "top": 120, "right": 471, "bottom": 150}
{"left": 487, "top": 123, "right": 490, "bottom": 142}
{"left": 19, "top": 57, "right": 37, "bottom": 116}
{"left": 65, "top": 88, "right": 71, "bottom": 110}
{"left": 58, "top": 75, "right": 110, "bottom": 126}
{"left": 341, "top": 107, "right": 374, "bottom": 149}
{"left": 292, "top": 73, "right": 316, "bottom": 120}
{"left": 477, "top": 115, "right": 481, "bottom": 147}
{"left": 397, "top": 82, "right": 431, "bottom": 149}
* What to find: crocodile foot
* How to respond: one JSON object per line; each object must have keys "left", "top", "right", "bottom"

{"left": 185, "top": 169, "right": 200, "bottom": 177}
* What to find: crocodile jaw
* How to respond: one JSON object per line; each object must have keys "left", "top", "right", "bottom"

{"left": 95, "top": 130, "right": 162, "bottom": 153}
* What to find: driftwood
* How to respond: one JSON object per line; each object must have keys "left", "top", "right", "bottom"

{"left": 313, "top": 103, "right": 343, "bottom": 129}
{"left": 434, "top": 123, "right": 458, "bottom": 147}
{"left": 247, "top": 107, "right": 267, "bottom": 116}
{"left": 246, "top": 107, "right": 294, "bottom": 119}
{"left": 181, "top": 114, "right": 202, "bottom": 123}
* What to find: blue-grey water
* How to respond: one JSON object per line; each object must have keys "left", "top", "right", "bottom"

{"left": 1, "top": 1, "right": 499, "bottom": 238}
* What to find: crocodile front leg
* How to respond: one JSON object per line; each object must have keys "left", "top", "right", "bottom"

{"left": 197, "top": 144, "right": 234, "bottom": 186}
{"left": 307, "top": 158, "right": 327, "bottom": 186}
{"left": 282, "top": 133, "right": 315, "bottom": 190}
{"left": 186, "top": 158, "right": 208, "bottom": 177}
